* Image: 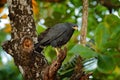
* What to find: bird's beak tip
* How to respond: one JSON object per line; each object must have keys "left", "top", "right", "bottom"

{"left": 73, "top": 26, "right": 78, "bottom": 30}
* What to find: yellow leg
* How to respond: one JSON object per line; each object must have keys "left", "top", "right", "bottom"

{"left": 55, "top": 48, "right": 59, "bottom": 56}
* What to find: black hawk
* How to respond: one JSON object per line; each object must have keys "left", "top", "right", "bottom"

{"left": 35, "top": 22, "right": 78, "bottom": 54}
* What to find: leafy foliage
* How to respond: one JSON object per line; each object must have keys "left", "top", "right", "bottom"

{"left": 69, "top": 44, "right": 97, "bottom": 58}
{"left": 0, "top": 61, "right": 23, "bottom": 80}
{"left": 97, "top": 54, "right": 115, "bottom": 73}
{"left": 0, "top": 0, "right": 120, "bottom": 80}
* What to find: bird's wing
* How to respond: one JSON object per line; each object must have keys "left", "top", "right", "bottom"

{"left": 38, "top": 28, "right": 50, "bottom": 41}
{"left": 39, "top": 25, "right": 67, "bottom": 45}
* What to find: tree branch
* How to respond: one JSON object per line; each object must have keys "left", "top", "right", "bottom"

{"left": 80, "top": 0, "right": 88, "bottom": 46}
{"left": 44, "top": 47, "right": 67, "bottom": 80}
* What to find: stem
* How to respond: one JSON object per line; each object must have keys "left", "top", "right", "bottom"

{"left": 80, "top": 0, "right": 88, "bottom": 46}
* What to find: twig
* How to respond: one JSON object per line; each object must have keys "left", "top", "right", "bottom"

{"left": 44, "top": 47, "right": 67, "bottom": 80}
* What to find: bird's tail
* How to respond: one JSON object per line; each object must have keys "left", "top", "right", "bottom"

{"left": 34, "top": 43, "right": 44, "bottom": 53}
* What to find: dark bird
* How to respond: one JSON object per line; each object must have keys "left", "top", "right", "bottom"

{"left": 35, "top": 22, "right": 78, "bottom": 54}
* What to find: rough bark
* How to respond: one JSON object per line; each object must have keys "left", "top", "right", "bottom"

{"left": 2, "top": 0, "right": 48, "bottom": 79}
{"left": 2, "top": 0, "right": 67, "bottom": 80}
{"left": 44, "top": 48, "right": 67, "bottom": 80}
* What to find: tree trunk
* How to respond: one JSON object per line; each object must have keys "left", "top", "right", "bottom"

{"left": 2, "top": 0, "right": 48, "bottom": 79}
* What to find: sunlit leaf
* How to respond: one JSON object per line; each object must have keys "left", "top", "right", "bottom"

{"left": 1, "top": 14, "right": 8, "bottom": 19}
{"left": 3, "top": 24, "right": 11, "bottom": 33}
{"left": 0, "top": 7, "right": 4, "bottom": 13}
{"left": 97, "top": 54, "right": 115, "bottom": 73}
{"left": 44, "top": 46, "right": 56, "bottom": 63}
{"left": 32, "top": 0, "right": 39, "bottom": 18}
{"left": 36, "top": 25, "right": 46, "bottom": 35}
{"left": 69, "top": 44, "right": 97, "bottom": 58}
{"left": 119, "top": 9, "right": 120, "bottom": 17}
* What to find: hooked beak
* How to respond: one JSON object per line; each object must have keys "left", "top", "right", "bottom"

{"left": 72, "top": 26, "right": 78, "bottom": 30}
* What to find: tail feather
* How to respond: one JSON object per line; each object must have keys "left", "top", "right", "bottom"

{"left": 34, "top": 43, "right": 44, "bottom": 53}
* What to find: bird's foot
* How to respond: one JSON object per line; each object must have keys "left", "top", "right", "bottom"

{"left": 55, "top": 48, "right": 60, "bottom": 56}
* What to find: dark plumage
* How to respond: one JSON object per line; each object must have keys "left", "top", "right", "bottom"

{"left": 35, "top": 22, "right": 78, "bottom": 53}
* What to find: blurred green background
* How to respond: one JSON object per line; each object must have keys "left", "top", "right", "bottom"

{"left": 0, "top": 0, "right": 120, "bottom": 80}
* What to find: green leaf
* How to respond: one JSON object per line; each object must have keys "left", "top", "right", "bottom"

{"left": 95, "top": 23, "right": 110, "bottom": 51}
{"left": 95, "top": 4, "right": 108, "bottom": 14}
{"left": 107, "top": 51, "right": 120, "bottom": 68}
{"left": 70, "top": 0, "right": 82, "bottom": 7}
{"left": 44, "top": 46, "right": 56, "bottom": 63}
{"left": 119, "top": 9, "right": 120, "bottom": 17}
{"left": 69, "top": 44, "right": 97, "bottom": 58}
{"left": 36, "top": 25, "right": 46, "bottom": 35}
{"left": 110, "top": 25, "right": 120, "bottom": 39}
{"left": 104, "top": 14, "right": 120, "bottom": 33}
{"left": 0, "top": 31, "right": 7, "bottom": 45}
{"left": 97, "top": 54, "right": 115, "bottom": 73}
{"left": 103, "top": 14, "right": 120, "bottom": 48}
{"left": 104, "top": 40, "right": 118, "bottom": 48}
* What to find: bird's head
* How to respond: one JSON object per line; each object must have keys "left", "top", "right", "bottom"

{"left": 65, "top": 22, "right": 78, "bottom": 30}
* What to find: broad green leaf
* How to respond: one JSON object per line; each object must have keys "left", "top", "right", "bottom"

{"left": 104, "top": 40, "right": 118, "bottom": 48}
{"left": 95, "top": 14, "right": 120, "bottom": 51}
{"left": 110, "top": 25, "right": 120, "bottom": 39}
{"left": 104, "top": 14, "right": 120, "bottom": 33}
{"left": 69, "top": 44, "right": 97, "bottom": 58}
{"left": 107, "top": 51, "right": 120, "bottom": 68}
{"left": 103, "top": 14, "right": 120, "bottom": 48}
{"left": 97, "top": 54, "right": 115, "bottom": 73}
{"left": 44, "top": 46, "right": 56, "bottom": 63}
{"left": 95, "top": 23, "right": 110, "bottom": 51}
